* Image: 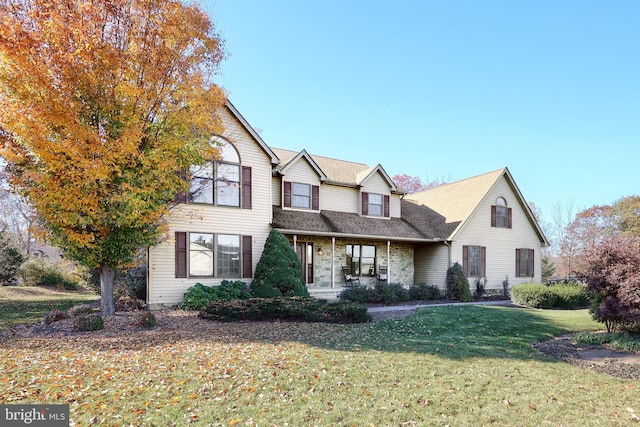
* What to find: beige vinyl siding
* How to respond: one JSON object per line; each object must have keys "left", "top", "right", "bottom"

{"left": 321, "top": 185, "right": 359, "bottom": 213}
{"left": 361, "top": 172, "right": 390, "bottom": 195}
{"left": 414, "top": 243, "right": 449, "bottom": 288}
{"left": 451, "top": 177, "right": 543, "bottom": 290}
{"left": 148, "top": 108, "right": 274, "bottom": 307}
{"left": 272, "top": 177, "right": 281, "bottom": 206}
{"left": 389, "top": 194, "right": 401, "bottom": 218}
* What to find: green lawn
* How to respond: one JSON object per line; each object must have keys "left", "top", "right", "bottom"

{"left": 0, "top": 286, "right": 98, "bottom": 331}
{"left": 1, "top": 302, "right": 638, "bottom": 426}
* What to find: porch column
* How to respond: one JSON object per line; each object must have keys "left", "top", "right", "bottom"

{"left": 387, "top": 240, "right": 391, "bottom": 283}
{"left": 331, "top": 237, "right": 336, "bottom": 288}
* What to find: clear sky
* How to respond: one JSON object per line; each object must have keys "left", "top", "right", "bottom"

{"left": 200, "top": 0, "right": 639, "bottom": 224}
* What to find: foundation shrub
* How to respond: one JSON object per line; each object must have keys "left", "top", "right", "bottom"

{"left": 408, "top": 283, "right": 442, "bottom": 301}
{"left": 446, "top": 262, "right": 473, "bottom": 302}
{"left": 338, "top": 286, "right": 369, "bottom": 303}
{"left": 73, "top": 314, "right": 104, "bottom": 331}
{"left": 510, "top": 283, "right": 558, "bottom": 309}
{"left": 181, "top": 281, "right": 250, "bottom": 311}
{"left": 198, "top": 297, "right": 371, "bottom": 323}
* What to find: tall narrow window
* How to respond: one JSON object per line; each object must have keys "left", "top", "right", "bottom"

{"left": 463, "top": 245, "right": 486, "bottom": 277}
{"left": 516, "top": 248, "right": 534, "bottom": 277}
{"left": 217, "top": 234, "right": 240, "bottom": 277}
{"left": 189, "top": 233, "right": 214, "bottom": 277}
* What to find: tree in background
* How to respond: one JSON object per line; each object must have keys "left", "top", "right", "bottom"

{"left": 251, "top": 230, "right": 308, "bottom": 298}
{"left": 0, "top": 0, "right": 226, "bottom": 315}
{"left": 392, "top": 174, "right": 446, "bottom": 194}
{"left": 583, "top": 234, "right": 640, "bottom": 333}
{"left": 0, "top": 229, "right": 24, "bottom": 285}
{"left": 609, "top": 195, "right": 640, "bottom": 236}
{"left": 564, "top": 205, "right": 614, "bottom": 276}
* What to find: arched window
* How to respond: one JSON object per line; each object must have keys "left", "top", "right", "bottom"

{"left": 492, "top": 197, "right": 511, "bottom": 228}
{"left": 189, "top": 137, "right": 243, "bottom": 207}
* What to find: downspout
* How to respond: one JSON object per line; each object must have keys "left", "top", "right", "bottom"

{"left": 444, "top": 240, "right": 451, "bottom": 267}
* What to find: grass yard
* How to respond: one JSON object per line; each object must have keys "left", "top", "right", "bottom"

{"left": 1, "top": 301, "right": 638, "bottom": 426}
{"left": 0, "top": 286, "right": 98, "bottom": 331}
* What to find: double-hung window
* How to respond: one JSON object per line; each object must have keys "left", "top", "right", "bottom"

{"left": 368, "top": 194, "right": 383, "bottom": 216}
{"left": 491, "top": 197, "right": 512, "bottom": 228}
{"left": 463, "top": 245, "right": 486, "bottom": 277}
{"left": 516, "top": 248, "right": 534, "bottom": 277}
{"left": 292, "top": 183, "right": 311, "bottom": 208}
{"left": 283, "top": 181, "right": 319, "bottom": 210}
{"left": 175, "top": 232, "right": 252, "bottom": 279}
{"left": 361, "top": 192, "right": 390, "bottom": 217}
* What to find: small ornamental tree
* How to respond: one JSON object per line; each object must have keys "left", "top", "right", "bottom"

{"left": 446, "top": 262, "right": 473, "bottom": 302}
{"left": 583, "top": 234, "right": 640, "bottom": 333}
{"left": 0, "top": 230, "right": 24, "bottom": 285}
{"left": 251, "top": 230, "right": 308, "bottom": 298}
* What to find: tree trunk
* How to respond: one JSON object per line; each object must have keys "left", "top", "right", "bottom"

{"left": 100, "top": 267, "right": 116, "bottom": 316}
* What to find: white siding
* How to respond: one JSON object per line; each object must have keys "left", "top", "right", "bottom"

{"left": 389, "top": 194, "right": 401, "bottom": 218}
{"left": 147, "top": 108, "right": 274, "bottom": 307}
{"left": 272, "top": 177, "right": 281, "bottom": 206}
{"left": 361, "top": 172, "right": 390, "bottom": 195}
{"left": 450, "top": 177, "right": 544, "bottom": 290}
{"left": 282, "top": 158, "right": 321, "bottom": 185}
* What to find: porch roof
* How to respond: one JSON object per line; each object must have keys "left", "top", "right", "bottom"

{"left": 272, "top": 201, "right": 457, "bottom": 243}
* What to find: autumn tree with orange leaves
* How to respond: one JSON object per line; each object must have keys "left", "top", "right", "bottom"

{"left": 0, "top": 0, "right": 227, "bottom": 315}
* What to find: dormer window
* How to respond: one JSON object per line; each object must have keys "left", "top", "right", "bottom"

{"left": 284, "top": 181, "right": 319, "bottom": 210}
{"left": 361, "top": 192, "right": 390, "bottom": 217}
{"left": 186, "top": 138, "right": 251, "bottom": 209}
{"left": 491, "top": 197, "right": 512, "bottom": 228}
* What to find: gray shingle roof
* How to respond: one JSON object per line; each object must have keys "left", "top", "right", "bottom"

{"left": 272, "top": 200, "right": 457, "bottom": 242}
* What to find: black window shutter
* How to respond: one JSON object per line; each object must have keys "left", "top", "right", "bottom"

{"left": 507, "top": 208, "right": 513, "bottom": 229}
{"left": 242, "top": 235, "right": 253, "bottom": 278}
{"left": 462, "top": 245, "right": 469, "bottom": 276}
{"left": 384, "top": 195, "right": 390, "bottom": 217}
{"left": 312, "top": 185, "right": 319, "bottom": 210}
{"left": 491, "top": 205, "right": 497, "bottom": 227}
{"left": 480, "top": 246, "right": 486, "bottom": 277}
{"left": 284, "top": 181, "right": 292, "bottom": 207}
{"left": 515, "top": 249, "right": 521, "bottom": 277}
{"left": 242, "top": 166, "right": 252, "bottom": 209}
{"left": 175, "top": 232, "right": 187, "bottom": 278}
{"left": 362, "top": 192, "right": 369, "bottom": 215}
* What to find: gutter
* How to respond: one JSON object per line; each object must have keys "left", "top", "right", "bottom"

{"left": 272, "top": 227, "right": 441, "bottom": 244}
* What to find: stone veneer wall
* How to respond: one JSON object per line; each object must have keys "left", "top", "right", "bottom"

{"left": 307, "top": 238, "right": 415, "bottom": 289}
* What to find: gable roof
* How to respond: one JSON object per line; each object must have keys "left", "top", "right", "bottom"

{"left": 272, "top": 147, "right": 400, "bottom": 192}
{"left": 406, "top": 167, "right": 549, "bottom": 245}
{"left": 274, "top": 149, "right": 328, "bottom": 182}
{"left": 225, "top": 100, "right": 280, "bottom": 165}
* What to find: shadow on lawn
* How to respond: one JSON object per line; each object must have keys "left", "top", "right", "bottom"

{"left": 8, "top": 305, "right": 594, "bottom": 363}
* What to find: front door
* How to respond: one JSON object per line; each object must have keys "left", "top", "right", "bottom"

{"left": 296, "top": 242, "right": 314, "bottom": 284}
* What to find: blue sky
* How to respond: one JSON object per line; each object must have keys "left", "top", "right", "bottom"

{"left": 201, "top": 0, "right": 639, "bottom": 224}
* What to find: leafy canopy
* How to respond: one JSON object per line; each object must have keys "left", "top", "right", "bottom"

{"left": 0, "top": 0, "right": 227, "bottom": 271}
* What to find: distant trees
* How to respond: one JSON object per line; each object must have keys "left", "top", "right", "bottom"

{"left": 392, "top": 174, "right": 446, "bottom": 194}
{"left": 0, "top": 0, "right": 227, "bottom": 315}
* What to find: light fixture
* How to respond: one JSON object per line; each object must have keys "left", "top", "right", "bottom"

{"left": 317, "top": 247, "right": 323, "bottom": 256}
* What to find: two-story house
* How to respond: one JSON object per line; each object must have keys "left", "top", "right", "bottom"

{"left": 147, "top": 101, "right": 548, "bottom": 307}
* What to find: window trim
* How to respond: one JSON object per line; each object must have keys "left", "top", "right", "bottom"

{"left": 463, "top": 245, "right": 486, "bottom": 277}
{"left": 175, "top": 231, "right": 252, "bottom": 279}
{"left": 346, "top": 244, "right": 377, "bottom": 277}
{"left": 516, "top": 248, "right": 535, "bottom": 277}
{"left": 361, "top": 192, "right": 390, "bottom": 218}
{"left": 283, "top": 181, "right": 320, "bottom": 210}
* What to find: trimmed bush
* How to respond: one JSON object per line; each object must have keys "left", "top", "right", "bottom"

{"left": 44, "top": 309, "right": 69, "bottom": 325}
{"left": 73, "top": 314, "right": 104, "bottom": 331}
{"left": 372, "top": 282, "right": 410, "bottom": 305}
{"left": 68, "top": 304, "right": 98, "bottom": 317}
{"left": 136, "top": 311, "right": 156, "bottom": 328}
{"left": 511, "top": 282, "right": 592, "bottom": 309}
{"left": 198, "top": 297, "right": 371, "bottom": 323}
{"left": 408, "top": 283, "right": 441, "bottom": 301}
{"left": 338, "top": 285, "right": 369, "bottom": 303}
{"left": 446, "top": 262, "right": 473, "bottom": 302}
{"left": 251, "top": 230, "right": 308, "bottom": 298}
{"left": 180, "top": 281, "right": 250, "bottom": 311}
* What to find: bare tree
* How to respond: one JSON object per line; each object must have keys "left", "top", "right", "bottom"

{"left": 550, "top": 200, "right": 578, "bottom": 278}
